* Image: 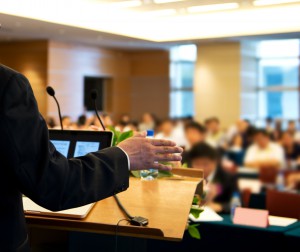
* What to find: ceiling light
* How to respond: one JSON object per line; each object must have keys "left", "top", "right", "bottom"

{"left": 107, "top": 0, "right": 142, "bottom": 8}
{"left": 153, "top": 0, "right": 184, "bottom": 3}
{"left": 145, "top": 9, "right": 177, "bottom": 16}
{"left": 253, "top": 0, "right": 300, "bottom": 6}
{"left": 187, "top": 2, "right": 240, "bottom": 13}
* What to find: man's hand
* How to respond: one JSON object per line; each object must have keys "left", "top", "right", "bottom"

{"left": 118, "top": 132, "right": 183, "bottom": 171}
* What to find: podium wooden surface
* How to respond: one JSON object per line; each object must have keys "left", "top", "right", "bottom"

{"left": 26, "top": 168, "right": 203, "bottom": 242}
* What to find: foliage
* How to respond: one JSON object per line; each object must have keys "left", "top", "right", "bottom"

{"left": 188, "top": 224, "right": 201, "bottom": 239}
{"left": 107, "top": 126, "right": 133, "bottom": 146}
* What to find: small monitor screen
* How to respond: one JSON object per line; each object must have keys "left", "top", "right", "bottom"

{"left": 74, "top": 141, "right": 100, "bottom": 157}
{"left": 51, "top": 140, "right": 70, "bottom": 157}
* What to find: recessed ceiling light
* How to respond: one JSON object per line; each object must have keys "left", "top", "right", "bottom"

{"left": 145, "top": 9, "right": 177, "bottom": 16}
{"left": 253, "top": 0, "right": 300, "bottom": 6}
{"left": 108, "top": 0, "right": 142, "bottom": 8}
{"left": 153, "top": 0, "right": 184, "bottom": 4}
{"left": 187, "top": 2, "right": 240, "bottom": 13}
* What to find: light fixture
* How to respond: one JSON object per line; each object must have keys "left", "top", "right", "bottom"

{"left": 153, "top": 0, "right": 184, "bottom": 3}
{"left": 187, "top": 2, "right": 240, "bottom": 13}
{"left": 107, "top": 0, "right": 142, "bottom": 8}
{"left": 253, "top": 0, "right": 300, "bottom": 6}
{"left": 145, "top": 8, "right": 177, "bottom": 16}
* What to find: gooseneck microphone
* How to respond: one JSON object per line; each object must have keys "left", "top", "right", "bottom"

{"left": 46, "top": 86, "right": 64, "bottom": 130}
{"left": 90, "top": 89, "right": 148, "bottom": 226}
{"left": 90, "top": 89, "right": 106, "bottom": 131}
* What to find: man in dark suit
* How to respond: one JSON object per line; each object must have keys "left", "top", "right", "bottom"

{"left": 0, "top": 65, "right": 182, "bottom": 251}
{"left": 189, "top": 142, "right": 238, "bottom": 213}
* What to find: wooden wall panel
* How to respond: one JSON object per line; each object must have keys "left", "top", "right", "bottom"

{"left": 194, "top": 42, "right": 241, "bottom": 128}
{"left": 129, "top": 50, "right": 170, "bottom": 120}
{"left": 0, "top": 40, "right": 170, "bottom": 123}
{"left": 47, "top": 41, "right": 132, "bottom": 121}
{"left": 0, "top": 40, "right": 48, "bottom": 116}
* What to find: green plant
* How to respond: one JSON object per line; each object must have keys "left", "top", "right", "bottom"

{"left": 107, "top": 126, "right": 133, "bottom": 146}
{"left": 187, "top": 196, "right": 203, "bottom": 239}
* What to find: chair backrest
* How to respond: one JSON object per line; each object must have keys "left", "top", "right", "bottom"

{"left": 266, "top": 189, "right": 300, "bottom": 219}
{"left": 259, "top": 166, "right": 278, "bottom": 184}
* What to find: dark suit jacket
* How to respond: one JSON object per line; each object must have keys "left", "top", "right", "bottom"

{"left": 212, "top": 167, "right": 239, "bottom": 214}
{"left": 0, "top": 65, "right": 129, "bottom": 251}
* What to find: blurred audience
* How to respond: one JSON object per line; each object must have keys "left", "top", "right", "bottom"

{"left": 189, "top": 142, "right": 238, "bottom": 213}
{"left": 205, "top": 117, "right": 225, "bottom": 148}
{"left": 227, "top": 134, "right": 245, "bottom": 166}
{"left": 62, "top": 116, "right": 72, "bottom": 129}
{"left": 155, "top": 119, "right": 175, "bottom": 141}
{"left": 46, "top": 111, "right": 300, "bottom": 178}
{"left": 271, "top": 119, "right": 283, "bottom": 142}
{"left": 244, "top": 129, "right": 285, "bottom": 169}
{"left": 280, "top": 131, "right": 300, "bottom": 170}
{"left": 184, "top": 121, "right": 206, "bottom": 150}
{"left": 139, "top": 113, "right": 156, "bottom": 131}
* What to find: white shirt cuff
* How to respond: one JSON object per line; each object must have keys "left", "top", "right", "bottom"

{"left": 116, "top": 146, "right": 131, "bottom": 171}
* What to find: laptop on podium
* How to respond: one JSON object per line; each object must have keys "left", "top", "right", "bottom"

{"left": 23, "top": 130, "right": 113, "bottom": 219}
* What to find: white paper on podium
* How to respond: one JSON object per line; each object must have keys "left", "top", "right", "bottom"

{"left": 268, "top": 216, "right": 298, "bottom": 227}
{"left": 189, "top": 207, "right": 223, "bottom": 222}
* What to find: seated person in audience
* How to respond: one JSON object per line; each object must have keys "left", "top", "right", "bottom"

{"left": 171, "top": 118, "right": 188, "bottom": 147}
{"left": 184, "top": 121, "right": 206, "bottom": 149}
{"left": 115, "top": 114, "right": 131, "bottom": 132}
{"left": 139, "top": 112, "right": 156, "bottom": 131}
{"left": 123, "top": 121, "right": 139, "bottom": 132}
{"left": 77, "top": 114, "right": 87, "bottom": 130}
{"left": 62, "top": 115, "right": 72, "bottom": 129}
{"left": 287, "top": 172, "right": 300, "bottom": 189}
{"left": 182, "top": 122, "right": 206, "bottom": 164}
{"left": 244, "top": 129, "right": 285, "bottom": 169}
{"left": 155, "top": 119, "right": 175, "bottom": 141}
{"left": 281, "top": 131, "right": 300, "bottom": 169}
{"left": 189, "top": 143, "right": 238, "bottom": 213}
{"left": 287, "top": 120, "right": 297, "bottom": 136}
{"left": 227, "top": 133, "right": 245, "bottom": 166}
{"left": 265, "top": 117, "right": 274, "bottom": 135}
{"left": 205, "top": 117, "right": 225, "bottom": 148}
{"left": 271, "top": 119, "right": 283, "bottom": 142}
{"left": 46, "top": 116, "right": 56, "bottom": 129}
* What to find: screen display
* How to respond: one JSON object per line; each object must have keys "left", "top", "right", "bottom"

{"left": 51, "top": 140, "right": 70, "bottom": 157}
{"left": 74, "top": 141, "right": 100, "bottom": 157}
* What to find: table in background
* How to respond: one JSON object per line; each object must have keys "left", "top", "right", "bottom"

{"left": 148, "top": 215, "right": 300, "bottom": 252}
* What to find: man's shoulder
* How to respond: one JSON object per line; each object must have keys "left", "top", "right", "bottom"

{"left": 0, "top": 64, "right": 21, "bottom": 87}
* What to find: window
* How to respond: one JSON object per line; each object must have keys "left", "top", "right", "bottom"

{"left": 257, "top": 39, "right": 300, "bottom": 123}
{"left": 169, "top": 44, "right": 196, "bottom": 118}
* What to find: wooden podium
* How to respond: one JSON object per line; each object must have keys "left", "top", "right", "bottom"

{"left": 26, "top": 168, "right": 203, "bottom": 246}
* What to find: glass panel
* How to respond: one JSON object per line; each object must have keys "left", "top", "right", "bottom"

{"left": 170, "top": 44, "right": 197, "bottom": 62}
{"left": 258, "top": 39, "right": 300, "bottom": 58}
{"left": 170, "top": 62, "right": 195, "bottom": 89}
{"left": 259, "top": 58, "right": 299, "bottom": 88}
{"left": 258, "top": 91, "right": 299, "bottom": 119}
{"left": 170, "top": 90, "right": 194, "bottom": 118}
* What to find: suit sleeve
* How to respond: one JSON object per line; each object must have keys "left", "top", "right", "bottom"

{"left": 2, "top": 72, "right": 129, "bottom": 211}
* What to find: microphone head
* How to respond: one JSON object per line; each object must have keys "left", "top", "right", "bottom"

{"left": 46, "top": 86, "right": 55, "bottom": 96}
{"left": 91, "top": 89, "right": 98, "bottom": 100}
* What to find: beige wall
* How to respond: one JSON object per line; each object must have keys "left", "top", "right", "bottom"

{"left": 0, "top": 40, "right": 48, "bottom": 116}
{"left": 194, "top": 42, "right": 241, "bottom": 128}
